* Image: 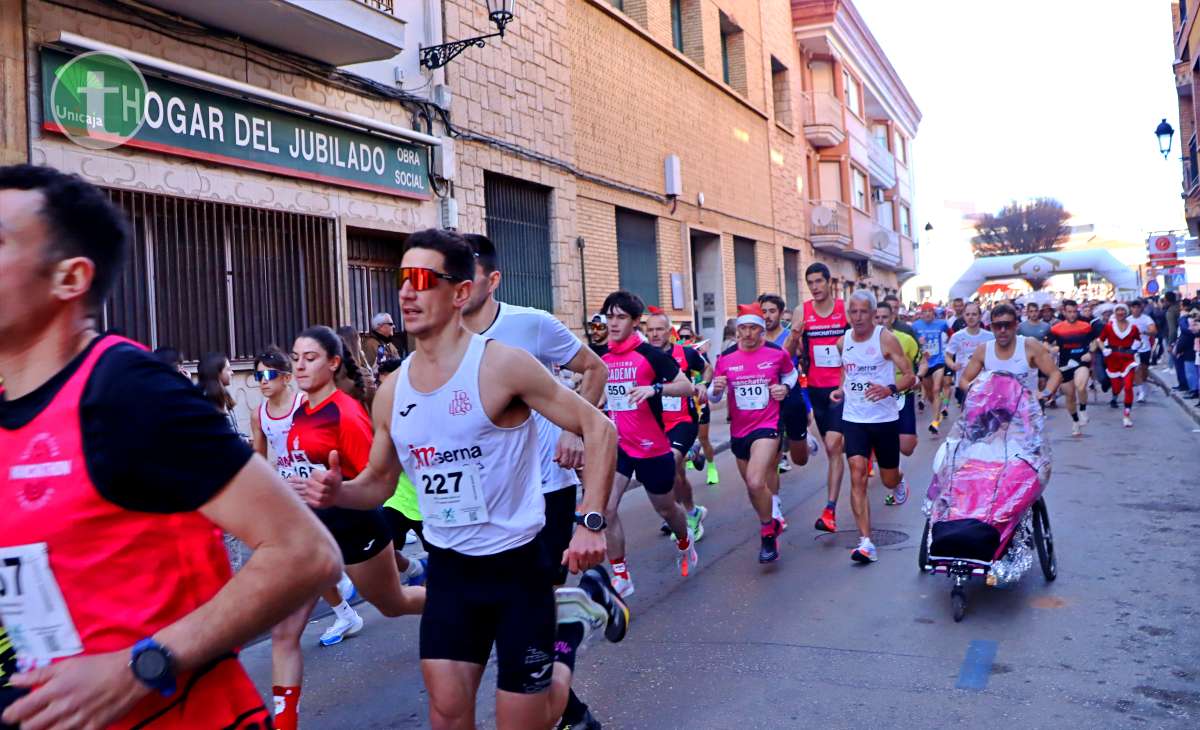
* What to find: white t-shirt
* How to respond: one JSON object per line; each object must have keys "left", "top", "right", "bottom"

{"left": 946, "top": 328, "right": 995, "bottom": 383}
{"left": 480, "top": 302, "right": 584, "bottom": 493}
{"left": 1128, "top": 314, "right": 1154, "bottom": 352}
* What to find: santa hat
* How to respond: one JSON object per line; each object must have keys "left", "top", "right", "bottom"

{"left": 920, "top": 302, "right": 936, "bottom": 312}
{"left": 1113, "top": 301, "right": 1130, "bottom": 315}
{"left": 736, "top": 303, "right": 766, "bottom": 329}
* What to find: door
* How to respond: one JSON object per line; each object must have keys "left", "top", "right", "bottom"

{"left": 690, "top": 230, "right": 724, "bottom": 347}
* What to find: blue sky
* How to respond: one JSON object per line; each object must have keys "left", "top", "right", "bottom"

{"left": 856, "top": 0, "right": 1185, "bottom": 236}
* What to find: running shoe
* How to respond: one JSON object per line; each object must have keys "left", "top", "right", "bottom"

{"left": 686, "top": 460, "right": 694, "bottom": 471}
{"left": 659, "top": 520, "right": 672, "bottom": 536}
{"left": 759, "top": 519, "right": 782, "bottom": 563}
{"left": 918, "top": 399, "right": 925, "bottom": 412}
{"left": 851, "top": 537, "right": 878, "bottom": 564}
{"left": 1109, "top": 397, "right": 1118, "bottom": 409}
{"left": 553, "top": 587, "right": 607, "bottom": 640}
{"left": 1078, "top": 411, "right": 1089, "bottom": 426}
{"left": 1136, "top": 389, "right": 1146, "bottom": 403}
{"left": 577, "top": 565, "right": 630, "bottom": 643}
{"left": 557, "top": 709, "right": 602, "bottom": 730}
{"left": 892, "top": 477, "right": 909, "bottom": 505}
{"left": 778, "top": 455, "right": 792, "bottom": 473}
{"left": 402, "top": 557, "right": 428, "bottom": 587}
{"left": 689, "top": 444, "right": 706, "bottom": 472}
{"left": 336, "top": 573, "right": 357, "bottom": 603}
{"left": 706, "top": 462, "right": 720, "bottom": 485}
{"left": 1123, "top": 414, "right": 1133, "bottom": 428}
{"left": 1070, "top": 422, "right": 1082, "bottom": 437}
{"left": 687, "top": 505, "right": 708, "bottom": 542}
{"left": 610, "top": 562, "right": 634, "bottom": 598}
{"left": 675, "top": 532, "right": 699, "bottom": 577}
{"left": 928, "top": 420, "right": 940, "bottom": 435}
{"left": 814, "top": 506, "right": 836, "bottom": 532}
{"left": 319, "top": 612, "right": 364, "bottom": 646}
{"left": 404, "top": 530, "right": 417, "bottom": 546}
{"left": 941, "top": 407, "right": 949, "bottom": 420}
{"left": 884, "top": 492, "right": 895, "bottom": 506}
{"left": 807, "top": 433, "right": 821, "bottom": 454}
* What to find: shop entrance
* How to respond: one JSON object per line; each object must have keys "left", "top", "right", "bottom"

{"left": 690, "top": 230, "right": 724, "bottom": 347}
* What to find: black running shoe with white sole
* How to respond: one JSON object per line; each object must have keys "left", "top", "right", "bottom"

{"left": 579, "top": 565, "right": 630, "bottom": 643}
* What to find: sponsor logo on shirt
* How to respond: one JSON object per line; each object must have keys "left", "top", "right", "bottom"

{"left": 398, "top": 403, "right": 417, "bottom": 417}
{"left": 448, "top": 389, "right": 472, "bottom": 416}
{"left": 408, "top": 443, "right": 483, "bottom": 468}
{"left": 757, "top": 361, "right": 775, "bottom": 370}
{"left": 727, "top": 364, "right": 745, "bottom": 372}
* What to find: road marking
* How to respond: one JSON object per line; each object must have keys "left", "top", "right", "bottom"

{"left": 956, "top": 640, "right": 998, "bottom": 690}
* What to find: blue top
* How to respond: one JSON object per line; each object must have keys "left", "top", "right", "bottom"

{"left": 912, "top": 318, "right": 950, "bottom": 367}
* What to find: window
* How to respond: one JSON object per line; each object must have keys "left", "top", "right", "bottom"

{"left": 671, "top": 0, "right": 684, "bottom": 52}
{"left": 485, "top": 173, "right": 554, "bottom": 311}
{"left": 609, "top": 0, "right": 624, "bottom": 10}
{"left": 842, "top": 69, "right": 861, "bottom": 117}
{"left": 771, "top": 56, "right": 792, "bottom": 128}
{"left": 900, "top": 204, "right": 912, "bottom": 238}
{"left": 893, "top": 129, "right": 908, "bottom": 164}
{"left": 103, "top": 189, "right": 338, "bottom": 361}
{"left": 720, "top": 27, "right": 731, "bottom": 84}
{"left": 719, "top": 12, "right": 746, "bottom": 95}
{"left": 616, "top": 208, "right": 660, "bottom": 307}
{"left": 783, "top": 249, "right": 800, "bottom": 310}
{"left": 347, "top": 229, "right": 407, "bottom": 335}
{"left": 733, "top": 237, "right": 757, "bottom": 304}
{"left": 852, "top": 167, "right": 868, "bottom": 211}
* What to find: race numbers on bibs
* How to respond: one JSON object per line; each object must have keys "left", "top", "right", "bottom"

{"left": 812, "top": 344, "right": 841, "bottom": 368}
{"left": 0, "top": 542, "right": 83, "bottom": 670}
{"left": 660, "top": 395, "right": 683, "bottom": 412}
{"left": 734, "top": 383, "right": 769, "bottom": 410}
{"left": 606, "top": 381, "right": 636, "bottom": 412}
{"left": 416, "top": 463, "right": 489, "bottom": 528}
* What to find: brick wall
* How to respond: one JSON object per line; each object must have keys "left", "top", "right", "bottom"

{"left": 0, "top": 0, "right": 26, "bottom": 164}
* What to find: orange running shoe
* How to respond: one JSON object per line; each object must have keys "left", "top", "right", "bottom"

{"left": 814, "top": 506, "right": 836, "bottom": 532}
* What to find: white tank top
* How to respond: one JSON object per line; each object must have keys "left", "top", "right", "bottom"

{"left": 259, "top": 392, "right": 303, "bottom": 478}
{"left": 842, "top": 325, "right": 898, "bottom": 424}
{"left": 390, "top": 334, "right": 544, "bottom": 556}
{"left": 983, "top": 337, "right": 1036, "bottom": 393}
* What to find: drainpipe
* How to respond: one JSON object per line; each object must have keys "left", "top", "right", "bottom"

{"left": 576, "top": 236, "right": 588, "bottom": 329}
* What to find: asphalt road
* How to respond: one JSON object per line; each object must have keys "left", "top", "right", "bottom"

{"left": 241, "top": 384, "right": 1200, "bottom": 729}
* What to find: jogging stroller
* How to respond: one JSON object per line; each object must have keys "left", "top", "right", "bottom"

{"left": 918, "top": 371, "right": 1057, "bottom": 621}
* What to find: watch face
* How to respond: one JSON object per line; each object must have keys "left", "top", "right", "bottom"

{"left": 584, "top": 512, "right": 604, "bottom": 530}
{"left": 134, "top": 649, "right": 169, "bottom": 679}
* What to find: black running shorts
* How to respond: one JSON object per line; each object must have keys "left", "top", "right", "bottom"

{"left": 666, "top": 421, "right": 699, "bottom": 454}
{"left": 730, "top": 428, "right": 780, "bottom": 461}
{"left": 314, "top": 506, "right": 392, "bottom": 565}
{"left": 842, "top": 419, "right": 901, "bottom": 470}
{"left": 925, "top": 363, "right": 947, "bottom": 379}
{"left": 382, "top": 506, "right": 427, "bottom": 552}
{"left": 699, "top": 403, "right": 711, "bottom": 425}
{"left": 616, "top": 449, "right": 676, "bottom": 495}
{"left": 780, "top": 385, "right": 810, "bottom": 440}
{"left": 807, "top": 387, "right": 844, "bottom": 436}
{"left": 896, "top": 393, "right": 916, "bottom": 436}
{"left": 536, "top": 485, "right": 577, "bottom": 586}
{"left": 420, "top": 541, "right": 557, "bottom": 694}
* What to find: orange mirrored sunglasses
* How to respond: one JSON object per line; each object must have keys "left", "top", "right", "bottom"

{"left": 397, "top": 266, "right": 466, "bottom": 291}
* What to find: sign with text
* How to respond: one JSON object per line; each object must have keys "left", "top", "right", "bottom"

{"left": 40, "top": 47, "right": 431, "bottom": 199}
{"left": 1182, "top": 238, "right": 1200, "bottom": 257}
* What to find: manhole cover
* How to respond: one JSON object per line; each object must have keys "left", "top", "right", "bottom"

{"left": 815, "top": 528, "right": 910, "bottom": 548}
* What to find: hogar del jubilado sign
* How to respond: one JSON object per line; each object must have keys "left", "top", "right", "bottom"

{"left": 40, "top": 47, "right": 431, "bottom": 200}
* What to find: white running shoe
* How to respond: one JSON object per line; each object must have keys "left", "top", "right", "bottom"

{"left": 404, "top": 530, "right": 417, "bottom": 545}
{"left": 1136, "top": 389, "right": 1146, "bottom": 403}
{"left": 1071, "top": 422, "right": 1082, "bottom": 437}
{"left": 319, "top": 612, "right": 364, "bottom": 646}
{"left": 1123, "top": 415, "right": 1133, "bottom": 428}
{"left": 893, "top": 477, "right": 909, "bottom": 505}
{"left": 675, "top": 530, "right": 699, "bottom": 577}
{"left": 851, "top": 536, "right": 878, "bottom": 563}
{"left": 336, "top": 573, "right": 356, "bottom": 602}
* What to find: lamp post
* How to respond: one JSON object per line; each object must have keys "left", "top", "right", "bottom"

{"left": 1156, "top": 118, "right": 1175, "bottom": 159}
{"left": 420, "top": 0, "right": 516, "bottom": 70}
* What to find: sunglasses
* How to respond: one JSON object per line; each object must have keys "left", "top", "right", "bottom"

{"left": 991, "top": 320, "right": 1016, "bottom": 331}
{"left": 254, "top": 369, "right": 285, "bottom": 383}
{"left": 398, "top": 266, "right": 466, "bottom": 291}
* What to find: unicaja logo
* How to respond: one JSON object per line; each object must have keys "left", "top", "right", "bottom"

{"left": 49, "top": 51, "right": 148, "bottom": 150}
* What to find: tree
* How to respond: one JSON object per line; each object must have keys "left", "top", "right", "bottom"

{"left": 972, "top": 198, "right": 1071, "bottom": 258}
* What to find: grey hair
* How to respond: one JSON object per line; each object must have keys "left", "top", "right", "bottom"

{"left": 848, "top": 289, "right": 877, "bottom": 310}
{"left": 371, "top": 312, "right": 394, "bottom": 329}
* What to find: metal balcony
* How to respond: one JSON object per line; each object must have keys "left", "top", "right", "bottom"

{"left": 802, "top": 91, "right": 846, "bottom": 148}
{"left": 808, "top": 200, "right": 852, "bottom": 253}
{"left": 140, "top": 0, "right": 406, "bottom": 66}
{"left": 867, "top": 139, "right": 897, "bottom": 190}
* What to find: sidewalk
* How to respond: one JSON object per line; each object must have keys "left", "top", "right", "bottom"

{"left": 1148, "top": 364, "right": 1200, "bottom": 427}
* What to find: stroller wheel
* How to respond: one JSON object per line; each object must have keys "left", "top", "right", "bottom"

{"left": 918, "top": 518, "right": 931, "bottom": 574}
{"left": 1032, "top": 498, "right": 1057, "bottom": 582}
{"left": 952, "top": 587, "right": 967, "bottom": 622}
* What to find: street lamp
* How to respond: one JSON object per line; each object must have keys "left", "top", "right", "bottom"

{"left": 420, "top": 0, "right": 516, "bottom": 70}
{"left": 1156, "top": 118, "right": 1175, "bottom": 159}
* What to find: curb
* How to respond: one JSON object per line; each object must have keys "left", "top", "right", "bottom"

{"left": 1148, "top": 369, "right": 1200, "bottom": 428}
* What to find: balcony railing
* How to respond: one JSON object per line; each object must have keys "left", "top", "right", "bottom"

{"left": 358, "top": 0, "right": 394, "bottom": 12}
{"left": 808, "top": 200, "right": 852, "bottom": 252}
{"left": 801, "top": 91, "right": 846, "bottom": 147}
{"left": 867, "top": 139, "right": 897, "bottom": 190}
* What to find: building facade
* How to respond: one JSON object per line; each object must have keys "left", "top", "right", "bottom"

{"left": 1173, "top": 1, "right": 1200, "bottom": 235}
{"left": 2, "top": 0, "right": 921, "bottom": 370}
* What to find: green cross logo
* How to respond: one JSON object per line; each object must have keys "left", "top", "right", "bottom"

{"left": 50, "top": 51, "right": 148, "bottom": 150}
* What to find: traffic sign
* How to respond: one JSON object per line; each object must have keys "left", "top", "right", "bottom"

{"left": 1146, "top": 279, "right": 1160, "bottom": 294}
{"left": 1182, "top": 238, "right": 1200, "bottom": 257}
{"left": 1148, "top": 259, "right": 1184, "bottom": 267}
{"left": 1148, "top": 234, "right": 1177, "bottom": 254}
{"left": 1149, "top": 251, "right": 1180, "bottom": 260}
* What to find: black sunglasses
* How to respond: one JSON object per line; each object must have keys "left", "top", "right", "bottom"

{"left": 991, "top": 320, "right": 1017, "bottom": 330}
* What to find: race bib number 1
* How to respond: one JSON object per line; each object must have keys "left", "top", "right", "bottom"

{"left": 606, "top": 381, "right": 636, "bottom": 412}
{"left": 0, "top": 542, "right": 84, "bottom": 670}
{"left": 812, "top": 345, "right": 841, "bottom": 368}
{"left": 734, "top": 383, "right": 769, "bottom": 410}
{"left": 416, "top": 463, "right": 490, "bottom": 528}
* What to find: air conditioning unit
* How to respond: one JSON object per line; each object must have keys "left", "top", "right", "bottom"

{"left": 440, "top": 197, "right": 459, "bottom": 230}
{"left": 665, "top": 154, "right": 682, "bottom": 197}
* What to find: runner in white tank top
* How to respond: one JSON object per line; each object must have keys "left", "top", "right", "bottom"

{"left": 832, "top": 292, "right": 917, "bottom": 565}
{"left": 295, "top": 229, "right": 627, "bottom": 728}
{"left": 249, "top": 347, "right": 304, "bottom": 477}
{"left": 960, "top": 304, "right": 1061, "bottom": 404}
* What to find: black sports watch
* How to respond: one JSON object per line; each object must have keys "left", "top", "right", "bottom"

{"left": 130, "top": 638, "right": 177, "bottom": 697}
{"left": 652, "top": 383, "right": 664, "bottom": 397}
{"left": 887, "top": 383, "right": 899, "bottom": 395}
{"left": 575, "top": 511, "right": 607, "bottom": 531}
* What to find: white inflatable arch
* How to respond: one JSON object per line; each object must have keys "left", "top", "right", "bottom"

{"left": 948, "top": 250, "right": 1138, "bottom": 300}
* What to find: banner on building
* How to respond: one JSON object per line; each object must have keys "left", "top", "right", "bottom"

{"left": 41, "top": 47, "right": 431, "bottom": 199}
